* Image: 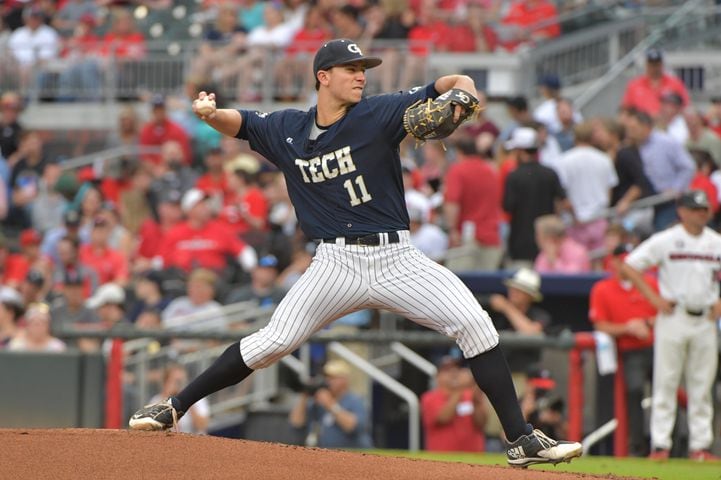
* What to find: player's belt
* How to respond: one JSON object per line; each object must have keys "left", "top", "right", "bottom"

{"left": 320, "top": 231, "right": 401, "bottom": 246}
{"left": 684, "top": 307, "right": 706, "bottom": 317}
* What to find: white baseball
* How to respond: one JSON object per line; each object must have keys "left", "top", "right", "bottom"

{"left": 196, "top": 97, "right": 216, "bottom": 117}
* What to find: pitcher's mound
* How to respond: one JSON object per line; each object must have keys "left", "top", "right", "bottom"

{"left": 1, "top": 429, "right": 634, "bottom": 480}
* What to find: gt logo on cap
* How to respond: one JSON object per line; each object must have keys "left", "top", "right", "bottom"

{"left": 348, "top": 43, "right": 361, "bottom": 54}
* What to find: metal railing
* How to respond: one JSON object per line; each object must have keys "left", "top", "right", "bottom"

{"left": 56, "top": 144, "right": 162, "bottom": 176}
{"left": 519, "top": 17, "right": 646, "bottom": 95}
{"left": 8, "top": 41, "right": 195, "bottom": 103}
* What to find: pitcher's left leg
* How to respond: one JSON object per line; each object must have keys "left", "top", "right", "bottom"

{"left": 371, "top": 244, "right": 582, "bottom": 466}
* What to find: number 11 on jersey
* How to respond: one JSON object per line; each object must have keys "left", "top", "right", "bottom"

{"left": 343, "top": 175, "right": 372, "bottom": 206}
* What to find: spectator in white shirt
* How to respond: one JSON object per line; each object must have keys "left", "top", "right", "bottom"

{"left": 235, "top": 3, "right": 300, "bottom": 102}
{"left": 556, "top": 122, "right": 619, "bottom": 253}
{"left": 162, "top": 268, "right": 226, "bottom": 332}
{"left": 8, "top": 302, "right": 67, "bottom": 353}
{"left": 8, "top": 7, "right": 60, "bottom": 90}
{"left": 533, "top": 74, "right": 582, "bottom": 135}
{"left": 408, "top": 207, "right": 448, "bottom": 263}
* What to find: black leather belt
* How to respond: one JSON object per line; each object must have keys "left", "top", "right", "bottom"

{"left": 320, "top": 231, "right": 401, "bottom": 246}
{"left": 685, "top": 308, "right": 705, "bottom": 317}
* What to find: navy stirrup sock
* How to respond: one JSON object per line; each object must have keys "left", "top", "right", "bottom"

{"left": 174, "top": 341, "right": 253, "bottom": 411}
{"left": 467, "top": 344, "right": 532, "bottom": 442}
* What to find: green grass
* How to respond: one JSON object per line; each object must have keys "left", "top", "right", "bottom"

{"left": 370, "top": 450, "right": 721, "bottom": 480}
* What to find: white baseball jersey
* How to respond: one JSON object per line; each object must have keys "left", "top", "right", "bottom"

{"left": 625, "top": 224, "right": 721, "bottom": 310}
{"left": 625, "top": 223, "right": 721, "bottom": 451}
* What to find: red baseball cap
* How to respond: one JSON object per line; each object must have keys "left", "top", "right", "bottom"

{"left": 19, "top": 229, "right": 42, "bottom": 247}
{"left": 77, "top": 166, "right": 95, "bottom": 183}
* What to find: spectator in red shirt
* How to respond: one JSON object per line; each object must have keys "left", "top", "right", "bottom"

{"left": 688, "top": 149, "right": 720, "bottom": 214}
{"left": 0, "top": 234, "right": 30, "bottom": 289}
{"left": 135, "top": 189, "right": 184, "bottom": 270}
{"left": 97, "top": 7, "right": 146, "bottom": 99}
{"left": 221, "top": 166, "right": 268, "bottom": 240}
{"left": 100, "top": 156, "right": 135, "bottom": 206}
{"left": 195, "top": 147, "right": 229, "bottom": 201}
{"left": 498, "top": 0, "right": 560, "bottom": 51}
{"left": 98, "top": 7, "right": 145, "bottom": 59}
{"left": 287, "top": 6, "right": 332, "bottom": 52}
{"left": 79, "top": 216, "right": 129, "bottom": 287}
{"left": 18, "top": 228, "right": 44, "bottom": 271}
{"left": 159, "top": 189, "right": 257, "bottom": 274}
{"left": 621, "top": 48, "right": 690, "bottom": 119}
{"left": 139, "top": 95, "right": 193, "bottom": 166}
{"left": 401, "top": 5, "right": 452, "bottom": 88}
{"left": 275, "top": 5, "right": 331, "bottom": 100}
{"left": 446, "top": 3, "right": 498, "bottom": 53}
{"left": 421, "top": 356, "right": 487, "bottom": 452}
{"left": 443, "top": 134, "right": 502, "bottom": 271}
{"left": 590, "top": 244, "right": 656, "bottom": 456}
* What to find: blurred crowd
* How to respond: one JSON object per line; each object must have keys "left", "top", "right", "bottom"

{"left": 0, "top": 0, "right": 719, "bottom": 458}
{"left": 0, "top": 0, "right": 656, "bottom": 102}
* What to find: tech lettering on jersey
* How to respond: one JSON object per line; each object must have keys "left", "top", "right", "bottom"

{"left": 295, "top": 146, "right": 356, "bottom": 183}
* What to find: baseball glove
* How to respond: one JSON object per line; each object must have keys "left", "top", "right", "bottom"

{"left": 403, "top": 88, "right": 482, "bottom": 141}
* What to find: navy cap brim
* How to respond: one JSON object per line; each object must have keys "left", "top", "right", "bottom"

{"left": 317, "top": 56, "right": 383, "bottom": 72}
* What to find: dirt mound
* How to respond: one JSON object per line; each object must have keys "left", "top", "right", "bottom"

{"left": 0, "top": 429, "right": 636, "bottom": 480}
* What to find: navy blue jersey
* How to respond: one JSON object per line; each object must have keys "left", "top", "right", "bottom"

{"left": 236, "top": 83, "right": 439, "bottom": 239}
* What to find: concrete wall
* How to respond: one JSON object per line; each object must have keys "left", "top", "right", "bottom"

{"left": 0, "top": 351, "right": 105, "bottom": 428}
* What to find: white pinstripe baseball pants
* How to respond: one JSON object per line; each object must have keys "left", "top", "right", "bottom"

{"left": 240, "top": 231, "right": 499, "bottom": 369}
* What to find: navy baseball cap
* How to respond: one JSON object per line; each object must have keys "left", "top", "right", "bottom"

{"left": 313, "top": 39, "right": 382, "bottom": 78}
{"left": 538, "top": 74, "right": 561, "bottom": 90}
{"left": 646, "top": 48, "right": 663, "bottom": 62}
{"left": 677, "top": 190, "right": 710, "bottom": 209}
{"left": 150, "top": 94, "right": 166, "bottom": 108}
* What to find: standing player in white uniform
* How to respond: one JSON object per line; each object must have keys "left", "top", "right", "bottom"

{"left": 622, "top": 190, "right": 721, "bottom": 460}
{"left": 129, "top": 39, "right": 582, "bottom": 467}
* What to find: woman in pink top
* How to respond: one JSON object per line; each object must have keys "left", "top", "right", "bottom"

{"left": 533, "top": 214, "right": 591, "bottom": 273}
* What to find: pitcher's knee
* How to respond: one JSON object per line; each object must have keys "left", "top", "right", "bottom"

{"left": 454, "top": 322, "right": 499, "bottom": 358}
{"left": 241, "top": 330, "right": 303, "bottom": 369}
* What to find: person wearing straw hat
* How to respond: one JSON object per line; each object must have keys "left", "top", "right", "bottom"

{"left": 486, "top": 268, "right": 551, "bottom": 372}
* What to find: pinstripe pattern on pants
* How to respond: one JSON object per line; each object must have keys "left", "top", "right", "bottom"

{"left": 240, "top": 231, "right": 499, "bottom": 369}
